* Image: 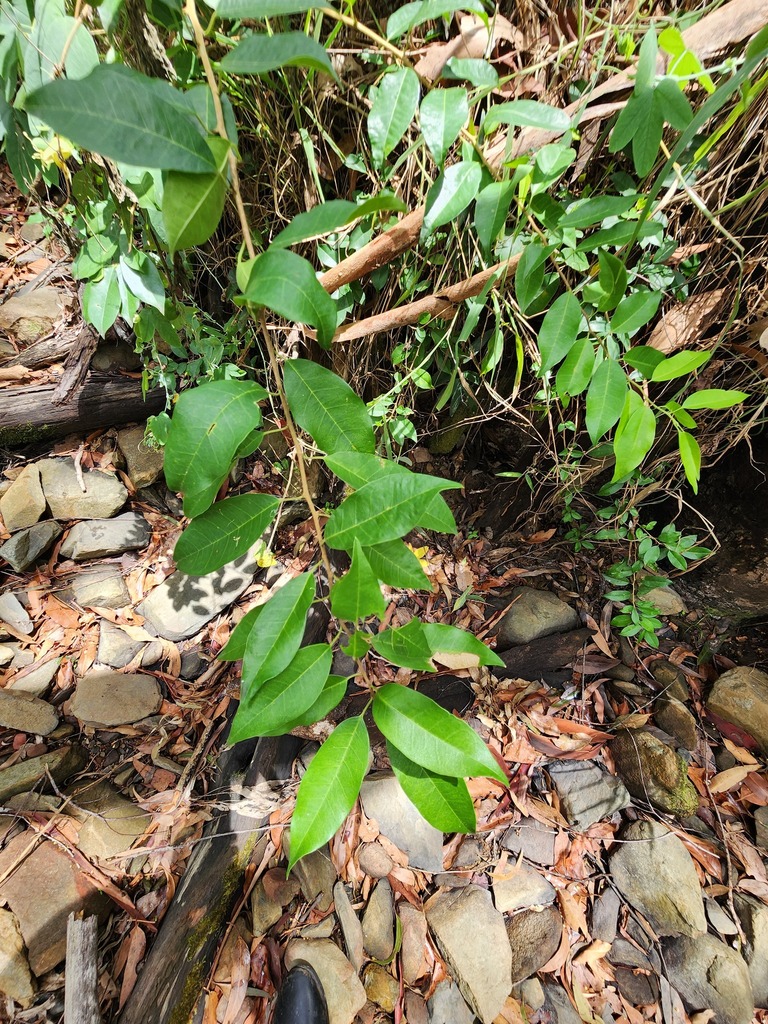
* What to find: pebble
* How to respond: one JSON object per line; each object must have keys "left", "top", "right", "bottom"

{"left": 116, "top": 424, "right": 164, "bottom": 488}
{"left": 71, "top": 670, "right": 162, "bottom": 727}
{"left": 427, "top": 979, "right": 474, "bottom": 1024}
{"left": 7, "top": 658, "right": 60, "bottom": 697}
{"left": 492, "top": 861, "right": 555, "bottom": 913}
{"left": 362, "top": 963, "right": 399, "bottom": 1012}
{"left": 283, "top": 939, "right": 366, "bottom": 1024}
{"left": 507, "top": 905, "right": 562, "bottom": 984}
{"left": 357, "top": 841, "right": 394, "bottom": 879}
{"left": 611, "top": 728, "right": 699, "bottom": 816}
{"left": 69, "top": 781, "right": 151, "bottom": 860}
{"left": 501, "top": 816, "right": 557, "bottom": 867}
{"left": 495, "top": 587, "right": 579, "bottom": 648}
{"left": 60, "top": 512, "right": 151, "bottom": 561}
{"left": 655, "top": 696, "right": 698, "bottom": 750}
{"left": 292, "top": 845, "right": 337, "bottom": 914}
{"left": 38, "top": 459, "right": 127, "bottom": 520}
{"left": 734, "top": 892, "right": 768, "bottom": 1007}
{"left": 547, "top": 759, "right": 630, "bottom": 830}
{"left": 0, "top": 521, "right": 62, "bottom": 572}
{"left": 399, "top": 903, "right": 427, "bottom": 984}
{"left": 97, "top": 621, "right": 164, "bottom": 670}
{"left": 362, "top": 879, "right": 394, "bottom": 961}
{"left": 333, "top": 882, "right": 364, "bottom": 973}
{"left": 69, "top": 565, "right": 131, "bottom": 610}
{"left": 0, "top": 593, "right": 33, "bottom": 635}
{"left": 661, "top": 932, "right": 754, "bottom": 1024}
{"left": 0, "top": 745, "right": 86, "bottom": 803}
{"left": 360, "top": 773, "right": 443, "bottom": 872}
{"left": 0, "top": 907, "right": 36, "bottom": 1006}
{"left": 707, "top": 666, "right": 768, "bottom": 754}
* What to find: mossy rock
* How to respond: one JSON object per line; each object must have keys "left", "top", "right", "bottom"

{"left": 611, "top": 729, "right": 699, "bottom": 817}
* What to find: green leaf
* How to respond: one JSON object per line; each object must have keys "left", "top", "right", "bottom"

{"left": 576, "top": 220, "right": 661, "bottom": 251}
{"left": 219, "top": 603, "right": 265, "bottom": 661}
{"left": 386, "top": 0, "right": 486, "bottom": 40}
{"left": 623, "top": 345, "right": 666, "bottom": 379}
{"left": 611, "top": 289, "right": 661, "bottom": 335}
{"left": 371, "top": 619, "right": 435, "bottom": 671}
{"left": 651, "top": 350, "right": 710, "bottom": 382}
{"left": 165, "top": 380, "right": 267, "bottom": 518}
{"left": 483, "top": 100, "right": 571, "bottom": 135}
{"left": 422, "top": 161, "right": 483, "bottom": 238}
{"left": 559, "top": 194, "right": 639, "bottom": 228}
{"left": 474, "top": 180, "right": 515, "bottom": 256}
{"left": 368, "top": 67, "right": 420, "bottom": 168}
{"left": 213, "top": 0, "right": 324, "bottom": 16}
{"left": 664, "top": 400, "right": 697, "bottom": 430}
{"left": 678, "top": 430, "right": 701, "bottom": 493}
{"left": 82, "top": 265, "right": 121, "bottom": 337}
{"left": 220, "top": 30, "right": 336, "bottom": 77}
{"left": 442, "top": 57, "right": 499, "bottom": 88}
{"left": 586, "top": 359, "right": 628, "bottom": 443}
{"left": 612, "top": 391, "right": 656, "bottom": 480}
{"left": 515, "top": 242, "right": 549, "bottom": 314}
{"left": 331, "top": 539, "right": 386, "bottom": 621}
{"left": 118, "top": 252, "right": 165, "bottom": 312}
{"left": 635, "top": 26, "right": 658, "bottom": 92}
{"left": 324, "top": 474, "right": 461, "bottom": 550}
{"left": 537, "top": 291, "right": 582, "bottom": 373}
{"left": 272, "top": 199, "right": 357, "bottom": 248}
{"left": 584, "top": 250, "right": 627, "bottom": 312}
{"left": 173, "top": 494, "right": 280, "bottom": 576}
{"left": 351, "top": 193, "right": 409, "bottom": 219}
{"left": 421, "top": 622, "right": 504, "bottom": 668}
{"left": 372, "top": 683, "right": 506, "bottom": 782}
{"left": 419, "top": 87, "right": 469, "bottom": 167}
{"left": 555, "top": 337, "right": 594, "bottom": 398}
{"left": 162, "top": 136, "right": 230, "bottom": 255}
{"left": 654, "top": 76, "right": 693, "bottom": 130}
{"left": 283, "top": 358, "right": 375, "bottom": 454}
{"left": 283, "top": 673, "right": 348, "bottom": 731}
{"left": 230, "top": 643, "right": 332, "bottom": 741}
{"left": 363, "top": 540, "right": 431, "bottom": 590}
{"left": 288, "top": 716, "right": 369, "bottom": 870}
{"left": 239, "top": 249, "right": 338, "bottom": 349}
{"left": 242, "top": 572, "right": 316, "bottom": 691}
{"left": 681, "top": 388, "right": 749, "bottom": 410}
{"left": 388, "top": 742, "right": 476, "bottom": 832}
{"left": 25, "top": 65, "right": 217, "bottom": 173}
{"left": 343, "top": 631, "right": 371, "bottom": 659}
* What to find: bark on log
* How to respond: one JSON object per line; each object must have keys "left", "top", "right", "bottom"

{"left": 0, "top": 373, "right": 165, "bottom": 447}
{"left": 65, "top": 914, "right": 102, "bottom": 1024}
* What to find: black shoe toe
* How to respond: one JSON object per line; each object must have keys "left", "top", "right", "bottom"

{"left": 272, "top": 960, "right": 329, "bottom": 1024}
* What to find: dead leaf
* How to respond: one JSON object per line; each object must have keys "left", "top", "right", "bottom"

{"left": 221, "top": 937, "right": 251, "bottom": 1024}
{"left": 709, "top": 765, "right": 761, "bottom": 794}
{"left": 118, "top": 926, "right": 147, "bottom": 1010}
{"left": 573, "top": 939, "right": 612, "bottom": 968}
{"left": 431, "top": 650, "right": 480, "bottom": 670}
{"left": 414, "top": 12, "right": 521, "bottom": 81}
{"left": 647, "top": 289, "right": 726, "bottom": 353}
{"left": 723, "top": 737, "right": 759, "bottom": 765}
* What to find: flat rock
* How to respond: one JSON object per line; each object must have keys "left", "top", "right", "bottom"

{"left": 540, "top": 983, "right": 582, "bottom": 1024}
{"left": 250, "top": 883, "right": 284, "bottom": 937}
{"left": 71, "top": 670, "right": 162, "bottom": 727}
{"left": 0, "top": 465, "right": 45, "bottom": 533}
{"left": 644, "top": 585, "right": 687, "bottom": 615}
{"left": 97, "top": 621, "right": 164, "bottom": 669}
{"left": 497, "top": 628, "right": 593, "bottom": 683}
{"left": 501, "top": 816, "right": 557, "bottom": 867}
{"left": 0, "top": 646, "right": 12, "bottom": 667}
{"left": 661, "top": 932, "right": 754, "bottom": 1024}
{"left": 707, "top": 666, "right": 768, "bottom": 754}
{"left": 591, "top": 887, "right": 621, "bottom": 944}
{"left": 755, "top": 806, "right": 768, "bottom": 851}
{"left": 399, "top": 903, "right": 427, "bottom": 984}
{"left": 655, "top": 696, "right": 698, "bottom": 750}
{"left": 406, "top": 991, "right": 429, "bottom": 1024}
{"left": 0, "top": 286, "right": 64, "bottom": 342}
{"left": 292, "top": 845, "right": 336, "bottom": 914}
{"left": 0, "top": 907, "right": 35, "bottom": 1006}
{"left": 0, "top": 521, "right": 62, "bottom": 572}
{"left": 0, "top": 745, "right": 86, "bottom": 803}
{"left": 425, "top": 885, "right": 512, "bottom": 1024}
{"left": 610, "top": 820, "right": 706, "bottom": 937}
{"left": 357, "top": 841, "right": 394, "bottom": 878}
{"left": 38, "top": 459, "right": 127, "bottom": 521}
{"left": 611, "top": 729, "right": 699, "bottom": 816}
{"left": 363, "top": 963, "right": 399, "bottom": 1012}
{"left": 360, "top": 773, "right": 444, "bottom": 872}
{"left": 117, "top": 424, "right": 164, "bottom": 488}
{"left": 137, "top": 556, "right": 256, "bottom": 642}
{"left": 0, "top": 689, "right": 58, "bottom": 736}
{"left": 69, "top": 565, "right": 131, "bottom": 610}
{"left": 428, "top": 980, "right": 474, "bottom": 1024}
{"left": 492, "top": 861, "right": 555, "bottom": 913}
{"left": 333, "top": 881, "right": 364, "bottom": 972}
{"left": 284, "top": 939, "right": 366, "bottom": 1024}
{"left": 60, "top": 512, "right": 151, "bottom": 561}
{"left": 507, "top": 905, "right": 562, "bottom": 984}
{"left": 0, "top": 592, "right": 32, "bottom": 635}
{"left": 734, "top": 893, "right": 768, "bottom": 1007}
{"left": 547, "top": 760, "right": 630, "bottom": 830}
{"left": 362, "top": 879, "right": 394, "bottom": 961}
{"left": 650, "top": 660, "right": 689, "bottom": 701}
{"left": 69, "top": 781, "right": 151, "bottom": 860}
{"left": 495, "top": 587, "right": 579, "bottom": 649}
{"left": 7, "top": 657, "right": 60, "bottom": 697}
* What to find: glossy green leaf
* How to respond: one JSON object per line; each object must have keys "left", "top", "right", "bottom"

{"left": 584, "top": 250, "right": 627, "bottom": 312}
{"left": 555, "top": 337, "right": 595, "bottom": 398}
{"left": 664, "top": 400, "right": 697, "bottom": 430}
{"left": 559, "top": 194, "right": 639, "bottom": 228}
{"left": 422, "top": 161, "right": 483, "bottom": 238}
{"left": 576, "top": 220, "right": 661, "bottom": 251}
{"left": 612, "top": 391, "right": 656, "bottom": 480}
{"left": 25, "top": 65, "right": 216, "bottom": 172}
{"left": 421, "top": 622, "right": 504, "bottom": 668}
{"left": 419, "top": 493, "right": 458, "bottom": 534}
{"left": 351, "top": 193, "right": 408, "bottom": 219}
{"left": 586, "top": 359, "right": 628, "bottom": 443}
{"left": 165, "top": 380, "right": 267, "bottom": 518}
{"left": 623, "top": 345, "right": 666, "bottom": 379}
{"left": 442, "top": 57, "right": 499, "bottom": 88}
{"left": 386, "top": 0, "right": 486, "bottom": 40}
{"left": 538, "top": 291, "right": 582, "bottom": 373}
{"left": 372, "top": 683, "right": 506, "bottom": 782}
{"left": 82, "top": 265, "right": 121, "bottom": 337}
{"left": 371, "top": 619, "right": 435, "bottom": 671}
{"left": 368, "top": 67, "right": 420, "bottom": 167}
{"left": 272, "top": 200, "right": 358, "bottom": 248}
{"left": 230, "top": 643, "right": 332, "bottom": 741}
{"left": 284, "top": 673, "right": 348, "bottom": 730}
{"left": 678, "top": 430, "right": 701, "bottom": 493}
{"left": 163, "top": 136, "right": 230, "bottom": 255}
{"left": 220, "top": 31, "right": 336, "bottom": 77}
{"left": 283, "top": 358, "right": 376, "bottom": 454}
{"left": 118, "top": 251, "right": 165, "bottom": 312}
{"left": 483, "top": 100, "right": 571, "bottom": 135}
{"left": 173, "top": 494, "right": 279, "bottom": 576}
{"left": 474, "top": 180, "right": 515, "bottom": 256}
{"left": 331, "top": 539, "right": 386, "bottom": 621}
{"left": 218, "top": 603, "right": 265, "bottom": 661}
{"left": 363, "top": 540, "right": 431, "bottom": 590}
{"left": 420, "top": 87, "right": 469, "bottom": 166}
{"left": 682, "top": 388, "right": 749, "bottom": 410}
{"left": 239, "top": 249, "right": 338, "bottom": 349}
{"left": 611, "top": 289, "right": 661, "bottom": 335}
{"left": 388, "top": 742, "right": 476, "bottom": 832}
{"left": 651, "top": 350, "right": 710, "bottom": 382}
{"left": 515, "top": 242, "right": 549, "bottom": 314}
{"left": 242, "top": 571, "right": 316, "bottom": 690}
{"left": 343, "top": 631, "right": 371, "bottom": 659}
{"left": 213, "top": 0, "right": 324, "bottom": 16}
{"left": 288, "top": 716, "right": 369, "bottom": 870}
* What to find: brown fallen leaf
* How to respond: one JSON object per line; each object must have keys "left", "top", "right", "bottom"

{"left": 709, "top": 764, "right": 761, "bottom": 794}
{"left": 414, "top": 12, "right": 522, "bottom": 81}
{"left": 118, "top": 925, "right": 147, "bottom": 1010}
{"left": 647, "top": 289, "right": 726, "bottom": 353}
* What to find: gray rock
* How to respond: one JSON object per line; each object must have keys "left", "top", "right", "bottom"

{"left": 363, "top": 963, "right": 399, "bottom": 1012}
{"left": 292, "top": 845, "right": 336, "bottom": 914}
{"left": 91, "top": 339, "right": 142, "bottom": 372}
{"left": 495, "top": 587, "right": 579, "bottom": 649}
{"left": 610, "top": 820, "right": 706, "bottom": 937}
{"left": 0, "top": 646, "right": 12, "bottom": 666}
{"left": 250, "top": 884, "right": 284, "bottom": 937}
{"left": 70, "top": 566, "right": 131, "bottom": 610}
{"left": 644, "top": 585, "right": 687, "bottom": 615}
{"left": 116, "top": 424, "right": 164, "bottom": 488}
{"left": 4, "top": 645, "right": 33, "bottom": 671}
{"left": 0, "top": 908, "right": 36, "bottom": 1006}
{"left": 611, "top": 729, "right": 699, "bottom": 816}
{"left": 299, "top": 916, "right": 336, "bottom": 939}
{"left": 362, "top": 879, "right": 394, "bottom": 961}
{"left": 71, "top": 669, "right": 162, "bottom": 727}
{"left": 0, "top": 465, "right": 45, "bottom": 533}
{"left": 69, "top": 781, "right": 151, "bottom": 860}
{"left": 284, "top": 939, "right": 366, "bottom": 1024}
{"left": 755, "top": 806, "right": 768, "bottom": 852}
{"left": 7, "top": 657, "right": 60, "bottom": 697}
{"left": 0, "top": 521, "right": 62, "bottom": 571}
{"left": 507, "top": 905, "right": 562, "bottom": 984}
{"left": 0, "top": 592, "right": 32, "bottom": 635}
{"left": 0, "top": 690, "right": 58, "bottom": 736}
{"left": 501, "top": 816, "right": 557, "bottom": 867}
{"left": 734, "top": 893, "right": 768, "bottom": 1007}
{"left": 97, "top": 622, "right": 164, "bottom": 669}
{"left": 612, "top": 963, "right": 659, "bottom": 1006}
{"left": 0, "top": 286, "right": 64, "bottom": 342}
{"left": 650, "top": 660, "right": 689, "bottom": 701}
{"left": 360, "top": 773, "right": 444, "bottom": 872}
{"left": 357, "top": 841, "right": 394, "bottom": 879}
{"left": 406, "top": 991, "right": 429, "bottom": 1024}
{"left": 60, "top": 512, "right": 151, "bottom": 561}
{"left": 492, "top": 861, "right": 555, "bottom": 913}
{"left": 333, "top": 881, "right": 364, "bottom": 972}
{"left": 513, "top": 978, "right": 545, "bottom": 1012}
{"left": 705, "top": 898, "right": 738, "bottom": 937}
{"left": 540, "top": 983, "right": 582, "bottom": 1024}
{"left": 137, "top": 556, "right": 256, "bottom": 642}
{"left": 179, "top": 649, "right": 206, "bottom": 680}
{"left": 655, "top": 696, "right": 698, "bottom": 750}
{"left": 428, "top": 980, "right": 475, "bottom": 1024}
{"left": 661, "top": 932, "right": 754, "bottom": 1024}
{"left": 707, "top": 666, "right": 768, "bottom": 754}
{"left": 547, "top": 760, "right": 630, "bottom": 830}
{"left": 425, "top": 885, "right": 512, "bottom": 1024}
{"left": 399, "top": 903, "right": 427, "bottom": 984}
{"left": 0, "top": 745, "right": 85, "bottom": 803}
{"left": 591, "top": 887, "right": 621, "bottom": 944}
{"left": 38, "top": 459, "right": 127, "bottom": 521}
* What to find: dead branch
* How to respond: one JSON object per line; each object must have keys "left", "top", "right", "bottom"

{"left": 65, "top": 914, "right": 102, "bottom": 1024}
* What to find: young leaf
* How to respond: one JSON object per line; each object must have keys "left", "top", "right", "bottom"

{"left": 419, "top": 87, "right": 469, "bottom": 167}
{"left": 611, "top": 289, "right": 662, "bottom": 335}
{"left": 331, "top": 539, "right": 386, "bottom": 621}
{"left": 612, "top": 391, "right": 656, "bottom": 481}
{"left": 538, "top": 291, "right": 582, "bottom": 373}
{"left": 174, "top": 494, "right": 280, "bottom": 576}
{"left": 421, "top": 622, "right": 504, "bottom": 669}
{"left": 25, "top": 65, "right": 217, "bottom": 173}
{"left": 288, "top": 716, "right": 370, "bottom": 870}
{"left": 363, "top": 540, "right": 431, "bottom": 590}
{"left": 651, "top": 350, "right": 710, "bottom": 382}
{"left": 165, "top": 380, "right": 267, "bottom": 518}
{"left": 368, "top": 67, "right": 420, "bottom": 168}
{"left": 240, "top": 249, "right": 337, "bottom": 349}
{"left": 283, "top": 358, "right": 376, "bottom": 454}
{"left": 474, "top": 180, "right": 515, "bottom": 256}
{"left": 555, "top": 337, "right": 595, "bottom": 398}
{"left": 559, "top": 194, "right": 639, "bottom": 229}
{"left": 664, "top": 400, "right": 697, "bottom": 430}
{"left": 678, "top": 430, "right": 701, "bottom": 493}
{"left": 623, "top": 345, "right": 666, "bottom": 379}
{"left": 388, "top": 742, "right": 476, "bottom": 832}
{"left": 586, "top": 359, "right": 628, "bottom": 443}
{"left": 242, "top": 572, "right": 316, "bottom": 690}
{"left": 482, "top": 100, "right": 571, "bottom": 135}
{"left": 163, "top": 136, "right": 230, "bottom": 255}
{"left": 422, "top": 161, "right": 483, "bottom": 238}
{"left": 82, "top": 265, "right": 121, "bottom": 337}
{"left": 681, "top": 388, "right": 749, "bottom": 410}
{"left": 220, "top": 31, "right": 336, "bottom": 78}
{"left": 372, "top": 683, "right": 507, "bottom": 782}
{"left": 386, "top": 0, "right": 486, "bottom": 40}
{"left": 515, "top": 242, "right": 549, "bottom": 314}
{"left": 271, "top": 199, "right": 357, "bottom": 248}
{"left": 219, "top": 603, "right": 265, "bottom": 661}
{"left": 371, "top": 619, "right": 435, "bottom": 672}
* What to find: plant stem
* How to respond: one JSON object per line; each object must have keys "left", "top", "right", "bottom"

{"left": 320, "top": 6, "right": 406, "bottom": 61}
